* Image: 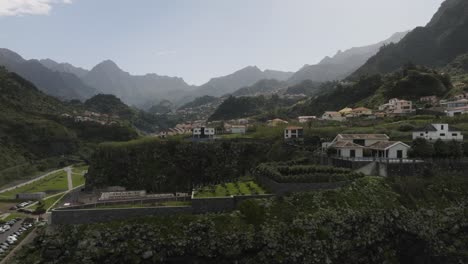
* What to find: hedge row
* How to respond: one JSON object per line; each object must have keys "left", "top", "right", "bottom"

{"left": 254, "top": 163, "right": 363, "bottom": 183}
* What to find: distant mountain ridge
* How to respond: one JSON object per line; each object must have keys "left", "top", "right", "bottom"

{"left": 288, "top": 31, "right": 408, "bottom": 84}
{"left": 192, "top": 66, "right": 294, "bottom": 99}
{"left": 40, "top": 58, "right": 89, "bottom": 78}
{"left": 0, "top": 48, "right": 97, "bottom": 100}
{"left": 80, "top": 60, "right": 194, "bottom": 107}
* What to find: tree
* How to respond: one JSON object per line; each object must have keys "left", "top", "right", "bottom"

{"left": 434, "top": 139, "right": 450, "bottom": 158}
{"left": 447, "top": 140, "right": 463, "bottom": 158}
{"left": 410, "top": 138, "right": 434, "bottom": 158}
{"left": 238, "top": 200, "right": 266, "bottom": 228}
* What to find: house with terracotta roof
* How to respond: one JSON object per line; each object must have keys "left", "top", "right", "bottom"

{"left": 412, "top": 124, "right": 463, "bottom": 142}
{"left": 351, "top": 107, "right": 373, "bottom": 117}
{"left": 321, "top": 111, "right": 345, "bottom": 122}
{"left": 284, "top": 126, "right": 304, "bottom": 139}
{"left": 267, "top": 118, "right": 289, "bottom": 127}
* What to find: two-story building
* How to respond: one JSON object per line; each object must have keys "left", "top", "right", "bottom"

{"left": 440, "top": 99, "right": 468, "bottom": 109}
{"left": 412, "top": 124, "right": 463, "bottom": 141}
{"left": 284, "top": 126, "right": 304, "bottom": 139}
{"left": 379, "top": 98, "right": 414, "bottom": 114}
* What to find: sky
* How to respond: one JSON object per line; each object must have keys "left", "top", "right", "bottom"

{"left": 0, "top": 0, "right": 445, "bottom": 85}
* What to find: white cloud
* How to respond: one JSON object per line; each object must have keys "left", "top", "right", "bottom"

{"left": 0, "top": 0, "right": 73, "bottom": 17}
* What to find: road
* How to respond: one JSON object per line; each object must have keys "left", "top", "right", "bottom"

{"left": 65, "top": 167, "right": 73, "bottom": 191}
{"left": 0, "top": 167, "right": 71, "bottom": 194}
{"left": 0, "top": 219, "right": 24, "bottom": 244}
{"left": 0, "top": 227, "right": 36, "bottom": 264}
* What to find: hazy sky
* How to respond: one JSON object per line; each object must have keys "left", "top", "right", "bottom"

{"left": 0, "top": 0, "right": 445, "bottom": 85}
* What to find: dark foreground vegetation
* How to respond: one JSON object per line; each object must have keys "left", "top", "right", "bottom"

{"left": 12, "top": 172, "right": 468, "bottom": 264}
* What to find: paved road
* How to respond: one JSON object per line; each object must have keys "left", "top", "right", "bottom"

{"left": 0, "top": 220, "right": 24, "bottom": 244}
{"left": 0, "top": 227, "right": 36, "bottom": 264}
{"left": 0, "top": 167, "right": 70, "bottom": 194}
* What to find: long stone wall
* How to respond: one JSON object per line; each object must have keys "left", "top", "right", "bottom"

{"left": 51, "top": 206, "right": 192, "bottom": 225}
{"left": 256, "top": 175, "right": 349, "bottom": 195}
{"left": 51, "top": 194, "right": 275, "bottom": 225}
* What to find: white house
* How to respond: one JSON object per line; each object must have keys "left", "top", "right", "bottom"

{"left": 298, "top": 116, "right": 317, "bottom": 123}
{"left": 323, "top": 134, "right": 409, "bottom": 160}
{"left": 230, "top": 125, "right": 246, "bottom": 134}
{"left": 192, "top": 127, "right": 215, "bottom": 138}
{"left": 379, "top": 98, "right": 414, "bottom": 114}
{"left": 368, "top": 141, "right": 410, "bottom": 159}
{"left": 412, "top": 124, "right": 463, "bottom": 141}
{"left": 284, "top": 126, "right": 304, "bottom": 139}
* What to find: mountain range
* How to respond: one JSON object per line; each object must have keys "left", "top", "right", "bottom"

{"left": 0, "top": 28, "right": 409, "bottom": 108}
{"left": 287, "top": 31, "right": 408, "bottom": 85}
{"left": 0, "top": 49, "right": 97, "bottom": 100}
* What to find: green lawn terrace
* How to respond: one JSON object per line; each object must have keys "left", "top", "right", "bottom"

{"left": 194, "top": 181, "right": 266, "bottom": 198}
{"left": 0, "top": 170, "right": 69, "bottom": 200}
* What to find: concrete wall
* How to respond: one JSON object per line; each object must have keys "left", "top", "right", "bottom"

{"left": 51, "top": 206, "right": 192, "bottom": 225}
{"left": 256, "top": 175, "right": 349, "bottom": 195}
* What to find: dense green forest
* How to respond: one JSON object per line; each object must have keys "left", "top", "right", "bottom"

{"left": 86, "top": 138, "right": 296, "bottom": 192}
{"left": 13, "top": 172, "right": 468, "bottom": 263}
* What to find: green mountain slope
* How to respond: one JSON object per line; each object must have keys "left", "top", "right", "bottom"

{"left": 290, "top": 65, "right": 453, "bottom": 116}
{"left": 352, "top": 0, "right": 468, "bottom": 78}
{"left": 0, "top": 67, "right": 139, "bottom": 185}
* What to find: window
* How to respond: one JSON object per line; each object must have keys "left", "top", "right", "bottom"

{"left": 441, "top": 125, "right": 444, "bottom": 130}
{"left": 452, "top": 133, "right": 458, "bottom": 137}
{"left": 440, "top": 133, "right": 445, "bottom": 137}
{"left": 353, "top": 139, "right": 366, "bottom": 146}
{"left": 420, "top": 133, "right": 424, "bottom": 136}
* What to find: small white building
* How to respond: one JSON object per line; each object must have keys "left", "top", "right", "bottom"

{"left": 298, "top": 116, "right": 317, "bottom": 123}
{"left": 192, "top": 127, "right": 216, "bottom": 138}
{"left": 368, "top": 141, "right": 410, "bottom": 159}
{"left": 230, "top": 125, "right": 246, "bottom": 134}
{"left": 412, "top": 124, "right": 463, "bottom": 142}
{"left": 284, "top": 126, "right": 304, "bottom": 139}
